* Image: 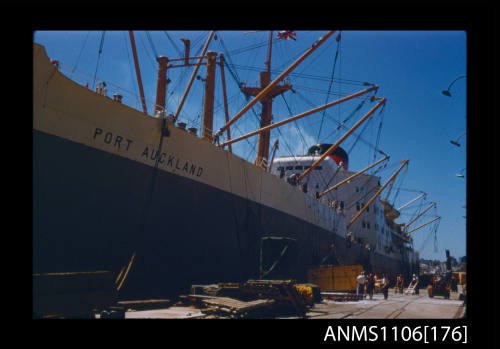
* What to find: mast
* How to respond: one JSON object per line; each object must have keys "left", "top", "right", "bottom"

{"left": 241, "top": 31, "right": 289, "bottom": 168}
{"left": 242, "top": 70, "right": 291, "bottom": 168}
{"left": 128, "top": 31, "right": 148, "bottom": 115}
{"left": 347, "top": 159, "right": 409, "bottom": 229}
{"left": 265, "top": 31, "right": 273, "bottom": 73}
{"left": 216, "top": 30, "right": 336, "bottom": 139}
{"left": 201, "top": 51, "right": 218, "bottom": 142}
{"left": 219, "top": 53, "right": 232, "bottom": 153}
{"left": 174, "top": 31, "right": 215, "bottom": 122}
{"left": 154, "top": 56, "right": 169, "bottom": 117}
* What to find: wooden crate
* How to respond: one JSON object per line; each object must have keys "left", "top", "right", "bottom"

{"left": 307, "top": 265, "right": 362, "bottom": 292}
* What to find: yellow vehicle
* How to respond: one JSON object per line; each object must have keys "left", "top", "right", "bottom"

{"left": 427, "top": 275, "right": 451, "bottom": 299}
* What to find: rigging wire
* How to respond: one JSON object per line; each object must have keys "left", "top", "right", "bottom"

{"left": 228, "top": 38, "right": 276, "bottom": 56}
{"left": 433, "top": 211, "right": 440, "bottom": 253}
{"left": 92, "top": 31, "right": 106, "bottom": 90}
{"left": 216, "top": 32, "right": 243, "bottom": 88}
{"left": 274, "top": 89, "right": 382, "bottom": 196}
{"left": 406, "top": 196, "right": 426, "bottom": 230}
{"left": 418, "top": 218, "right": 440, "bottom": 254}
{"left": 192, "top": 31, "right": 209, "bottom": 55}
{"left": 137, "top": 32, "right": 156, "bottom": 71}
{"left": 71, "top": 31, "right": 90, "bottom": 79}
{"left": 316, "top": 33, "right": 341, "bottom": 142}
{"left": 229, "top": 64, "right": 367, "bottom": 87}
{"left": 163, "top": 31, "right": 183, "bottom": 58}
{"left": 390, "top": 164, "right": 407, "bottom": 206}
{"left": 294, "top": 90, "right": 385, "bottom": 157}
{"left": 280, "top": 94, "right": 309, "bottom": 155}
{"left": 371, "top": 104, "right": 385, "bottom": 167}
{"left": 216, "top": 30, "right": 385, "bottom": 188}
{"left": 320, "top": 97, "right": 367, "bottom": 143}
{"left": 145, "top": 31, "right": 160, "bottom": 62}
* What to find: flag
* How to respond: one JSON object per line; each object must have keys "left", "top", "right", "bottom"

{"left": 277, "top": 31, "right": 296, "bottom": 41}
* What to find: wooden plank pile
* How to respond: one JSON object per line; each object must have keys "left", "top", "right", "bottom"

{"left": 181, "top": 279, "right": 316, "bottom": 318}
{"left": 240, "top": 280, "right": 308, "bottom": 317}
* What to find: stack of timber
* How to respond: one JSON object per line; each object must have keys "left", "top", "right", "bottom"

{"left": 200, "top": 297, "right": 276, "bottom": 319}
{"left": 241, "top": 280, "right": 309, "bottom": 317}
{"left": 181, "top": 279, "right": 318, "bottom": 318}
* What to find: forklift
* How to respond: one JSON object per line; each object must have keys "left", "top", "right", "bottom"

{"left": 427, "top": 274, "right": 451, "bottom": 299}
{"left": 427, "top": 250, "right": 452, "bottom": 299}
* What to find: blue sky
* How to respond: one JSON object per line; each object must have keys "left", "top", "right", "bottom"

{"left": 34, "top": 30, "right": 466, "bottom": 261}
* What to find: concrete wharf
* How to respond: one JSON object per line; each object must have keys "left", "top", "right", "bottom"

{"left": 102, "top": 288, "right": 465, "bottom": 319}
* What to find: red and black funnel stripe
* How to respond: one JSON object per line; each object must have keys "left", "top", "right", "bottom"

{"left": 307, "top": 144, "right": 348, "bottom": 170}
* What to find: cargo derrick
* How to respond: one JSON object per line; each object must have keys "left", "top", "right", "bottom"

{"left": 240, "top": 31, "right": 292, "bottom": 170}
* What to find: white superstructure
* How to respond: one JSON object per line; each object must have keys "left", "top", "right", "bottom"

{"left": 271, "top": 149, "right": 413, "bottom": 259}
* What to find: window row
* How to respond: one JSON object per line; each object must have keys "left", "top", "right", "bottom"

{"left": 355, "top": 202, "right": 370, "bottom": 212}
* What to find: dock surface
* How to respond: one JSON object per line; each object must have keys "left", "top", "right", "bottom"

{"left": 305, "top": 290, "right": 465, "bottom": 319}
{"left": 114, "top": 289, "right": 465, "bottom": 319}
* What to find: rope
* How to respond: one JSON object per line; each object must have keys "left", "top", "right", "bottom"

{"left": 92, "top": 31, "right": 106, "bottom": 90}
{"left": 260, "top": 242, "right": 291, "bottom": 279}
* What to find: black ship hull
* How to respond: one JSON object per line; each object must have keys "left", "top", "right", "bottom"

{"left": 34, "top": 129, "right": 417, "bottom": 301}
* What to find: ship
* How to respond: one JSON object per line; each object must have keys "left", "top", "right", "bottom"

{"left": 33, "top": 31, "right": 436, "bottom": 310}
